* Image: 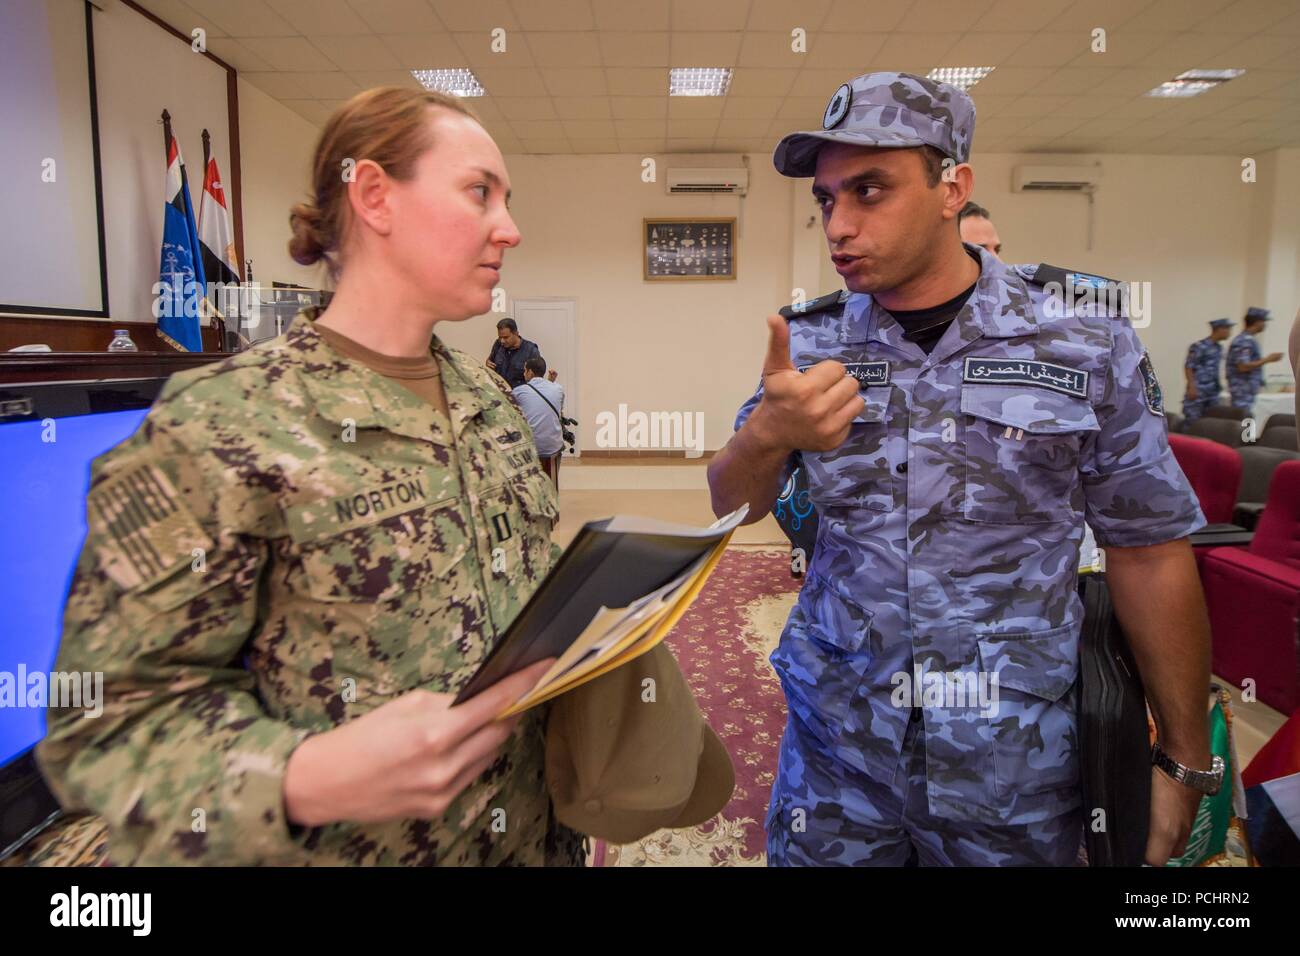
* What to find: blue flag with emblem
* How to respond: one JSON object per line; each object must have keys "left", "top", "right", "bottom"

{"left": 155, "top": 116, "right": 206, "bottom": 352}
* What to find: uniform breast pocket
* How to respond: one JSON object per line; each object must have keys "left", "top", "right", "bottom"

{"left": 961, "top": 384, "right": 1099, "bottom": 524}
{"left": 804, "top": 386, "right": 897, "bottom": 512}
{"left": 294, "top": 496, "right": 470, "bottom": 604}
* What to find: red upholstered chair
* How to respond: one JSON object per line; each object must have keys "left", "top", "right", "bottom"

{"left": 1168, "top": 433, "right": 1242, "bottom": 525}
{"left": 1201, "top": 460, "right": 1300, "bottom": 714}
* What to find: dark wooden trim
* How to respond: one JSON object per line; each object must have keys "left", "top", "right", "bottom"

{"left": 0, "top": 350, "right": 230, "bottom": 385}
{"left": 0, "top": 315, "right": 220, "bottom": 354}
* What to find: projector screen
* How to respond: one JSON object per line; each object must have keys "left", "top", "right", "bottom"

{"left": 0, "top": 0, "right": 107, "bottom": 317}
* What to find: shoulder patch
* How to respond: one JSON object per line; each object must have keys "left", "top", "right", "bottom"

{"left": 1020, "top": 263, "right": 1123, "bottom": 294}
{"left": 779, "top": 289, "right": 849, "bottom": 320}
{"left": 1137, "top": 350, "right": 1164, "bottom": 417}
{"left": 85, "top": 463, "right": 213, "bottom": 591}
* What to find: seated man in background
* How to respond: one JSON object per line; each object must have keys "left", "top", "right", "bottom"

{"left": 513, "top": 356, "right": 565, "bottom": 487}
{"left": 487, "top": 316, "right": 542, "bottom": 389}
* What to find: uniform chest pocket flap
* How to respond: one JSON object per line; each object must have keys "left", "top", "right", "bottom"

{"left": 808, "top": 386, "right": 896, "bottom": 512}
{"left": 289, "top": 492, "right": 470, "bottom": 603}
{"left": 961, "top": 384, "right": 1100, "bottom": 524}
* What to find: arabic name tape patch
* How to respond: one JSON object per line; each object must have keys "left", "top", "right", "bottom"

{"left": 963, "top": 357, "right": 1088, "bottom": 399}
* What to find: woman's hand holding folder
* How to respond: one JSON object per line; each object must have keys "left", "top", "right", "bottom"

{"left": 282, "top": 658, "right": 555, "bottom": 827}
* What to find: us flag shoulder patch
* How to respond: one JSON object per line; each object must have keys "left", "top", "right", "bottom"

{"left": 86, "top": 463, "right": 211, "bottom": 591}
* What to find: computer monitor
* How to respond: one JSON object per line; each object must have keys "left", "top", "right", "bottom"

{"left": 0, "top": 378, "right": 165, "bottom": 770}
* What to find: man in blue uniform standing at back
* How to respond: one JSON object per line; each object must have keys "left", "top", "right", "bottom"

{"left": 1227, "top": 307, "right": 1282, "bottom": 415}
{"left": 1182, "top": 318, "right": 1233, "bottom": 423}
{"left": 708, "top": 72, "right": 1223, "bottom": 867}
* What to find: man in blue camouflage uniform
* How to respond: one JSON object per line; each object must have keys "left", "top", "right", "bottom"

{"left": 1182, "top": 318, "right": 1233, "bottom": 423}
{"left": 708, "top": 72, "right": 1217, "bottom": 866}
{"left": 1226, "top": 307, "right": 1282, "bottom": 415}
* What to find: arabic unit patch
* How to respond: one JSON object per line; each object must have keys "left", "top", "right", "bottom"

{"left": 963, "top": 357, "right": 1089, "bottom": 399}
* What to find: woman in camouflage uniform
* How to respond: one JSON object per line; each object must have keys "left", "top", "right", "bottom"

{"left": 38, "top": 88, "right": 584, "bottom": 866}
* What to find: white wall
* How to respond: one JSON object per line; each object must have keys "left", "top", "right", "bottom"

{"left": 434, "top": 154, "right": 795, "bottom": 452}
{"left": 235, "top": 76, "right": 321, "bottom": 292}
{"left": 92, "top": 0, "right": 229, "bottom": 325}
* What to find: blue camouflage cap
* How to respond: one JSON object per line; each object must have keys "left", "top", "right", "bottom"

{"left": 1246, "top": 306, "right": 1271, "bottom": 322}
{"left": 1210, "top": 318, "right": 1233, "bottom": 329}
{"left": 773, "top": 71, "right": 976, "bottom": 178}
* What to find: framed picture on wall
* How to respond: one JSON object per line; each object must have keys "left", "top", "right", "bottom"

{"left": 643, "top": 218, "right": 737, "bottom": 281}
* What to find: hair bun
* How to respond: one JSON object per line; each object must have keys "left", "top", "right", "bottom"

{"left": 288, "top": 201, "right": 326, "bottom": 266}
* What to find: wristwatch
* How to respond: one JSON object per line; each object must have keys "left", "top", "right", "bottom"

{"left": 1150, "top": 742, "right": 1225, "bottom": 795}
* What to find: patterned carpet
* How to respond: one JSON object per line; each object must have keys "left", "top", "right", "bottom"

{"left": 596, "top": 547, "right": 799, "bottom": 867}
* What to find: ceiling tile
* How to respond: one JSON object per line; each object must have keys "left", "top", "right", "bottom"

{"left": 570, "top": 139, "right": 622, "bottom": 152}
{"left": 617, "top": 138, "right": 667, "bottom": 153}
{"left": 599, "top": 32, "right": 671, "bottom": 66}
{"left": 378, "top": 34, "right": 469, "bottom": 70}
{"left": 667, "top": 118, "right": 720, "bottom": 137}
{"left": 897, "top": 0, "right": 997, "bottom": 33}
{"left": 615, "top": 119, "right": 669, "bottom": 137}
{"left": 664, "top": 138, "right": 717, "bottom": 151}
{"left": 592, "top": 0, "right": 671, "bottom": 31}
{"left": 713, "top": 139, "right": 769, "bottom": 152}
{"left": 1032, "top": 67, "right": 1114, "bottom": 95}
{"left": 997, "top": 95, "right": 1076, "bottom": 117}
{"left": 873, "top": 32, "right": 964, "bottom": 70}
{"left": 1197, "top": 0, "right": 1298, "bottom": 35}
{"left": 611, "top": 96, "right": 669, "bottom": 118}
{"left": 185, "top": 0, "right": 298, "bottom": 36}
{"left": 542, "top": 67, "right": 610, "bottom": 96}
{"left": 282, "top": 71, "right": 365, "bottom": 99}
{"left": 475, "top": 67, "right": 548, "bottom": 96}
{"left": 607, "top": 68, "right": 669, "bottom": 95}
{"left": 941, "top": 31, "right": 1034, "bottom": 65}
{"left": 347, "top": 69, "right": 426, "bottom": 91}
{"left": 510, "top": 119, "right": 566, "bottom": 138}
{"left": 493, "top": 97, "right": 558, "bottom": 120}
{"left": 428, "top": 0, "right": 520, "bottom": 31}
{"left": 309, "top": 35, "right": 403, "bottom": 71}
{"left": 821, "top": 0, "right": 913, "bottom": 32}
{"left": 207, "top": 38, "right": 276, "bottom": 73}
{"left": 721, "top": 96, "right": 785, "bottom": 119}
{"left": 240, "top": 37, "right": 335, "bottom": 72}
{"left": 789, "top": 68, "right": 860, "bottom": 97}
{"left": 748, "top": 0, "right": 833, "bottom": 30}
{"left": 670, "top": 0, "right": 753, "bottom": 32}
{"left": 1140, "top": 31, "right": 1243, "bottom": 71}
{"left": 670, "top": 32, "right": 744, "bottom": 66}
{"left": 1115, "top": 0, "right": 1236, "bottom": 33}
{"left": 528, "top": 32, "right": 604, "bottom": 67}
{"left": 562, "top": 119, "right": 619, "bottom": 138}
{"left": 511, "top": 0, "right": 596, "bottom": 31}
{"left": 1000, "top": 31, "right": 1093, "bottom": 67}
{"left": 453, "top": 31, "right": 536, "bottom": 69}
{"left": 1206, "top": 71, "right": 1296, "bottom": 98}
{"left": 132, "top": 0, "right": 229, "bottom": 38}
{"left": 1065, "top": 31, "right": 1167, "bottom": 67}
{"left": 776, "top": 96, "right": 830, "bottom": 120}
{"left": 268, "top": 0, "right": 369, "bottom": 35}
{"left": 727, "top": 68, "right": 799, "bottom": 97}
{"left": 1017, "top": 116, "right": 1087, "bottom": 137}
{"left": 970, "top": 0, "right": 1073, "bottom": 32}
{"left": 804, "top": 32, "right": 888, "bottom": 69}
{"left": 716, "top": 118, "right": 773, "bottom": 137}
{"left": 345, "top": 0, "right": 444, "bottom": 34}
{"left": 667, "top": 96, "right": 727, "bottom": 118}
{"left": 518, "top": 138, "right": 573, "bottom": 153}
{"left": 968, "top": 93, "right": 1018, "bottom": 116}
{"left": 1044, "top": 0, "right": 1156, "bottom": 31}
{"left": 552, "top": 96, "right": 615, "bottom": 118}
{"left": 737, "top": 31, "right": 811, "bottom": 68}
{"left": 242, "top": 72, "right": 316, "bottom": 100}
{"left": 967, "top": 66, "right": 1055, "bottom": 95}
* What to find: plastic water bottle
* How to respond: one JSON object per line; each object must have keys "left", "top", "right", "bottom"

{"left": 106, "top": 329, "right": 138, "bottom": 352}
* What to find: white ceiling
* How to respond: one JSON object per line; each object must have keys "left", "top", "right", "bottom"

{"left": 132, "top": 0, "right": 1300, "bottom": 155}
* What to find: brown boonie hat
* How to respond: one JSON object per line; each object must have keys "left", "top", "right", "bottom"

{"left": 545, "top": 642, "right": 735, "bottom": 844}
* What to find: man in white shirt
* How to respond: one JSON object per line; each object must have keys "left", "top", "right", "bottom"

{"left": 512, "top": 356, "right": 565, "bottom": 471}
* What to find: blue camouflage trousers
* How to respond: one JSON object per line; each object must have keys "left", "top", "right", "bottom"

{"left": 765, "top": 707, "right": 1083, "bottom": 866}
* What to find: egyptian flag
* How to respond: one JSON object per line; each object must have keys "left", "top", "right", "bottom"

{"left": 1243, "top": 710, "right": 1300, "bottom": 866}
{"left": 156, "top": 124, "right": 206, "bottom": 352}
{"left": 197, "top": 149, "right": 240, "bottom": 299}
